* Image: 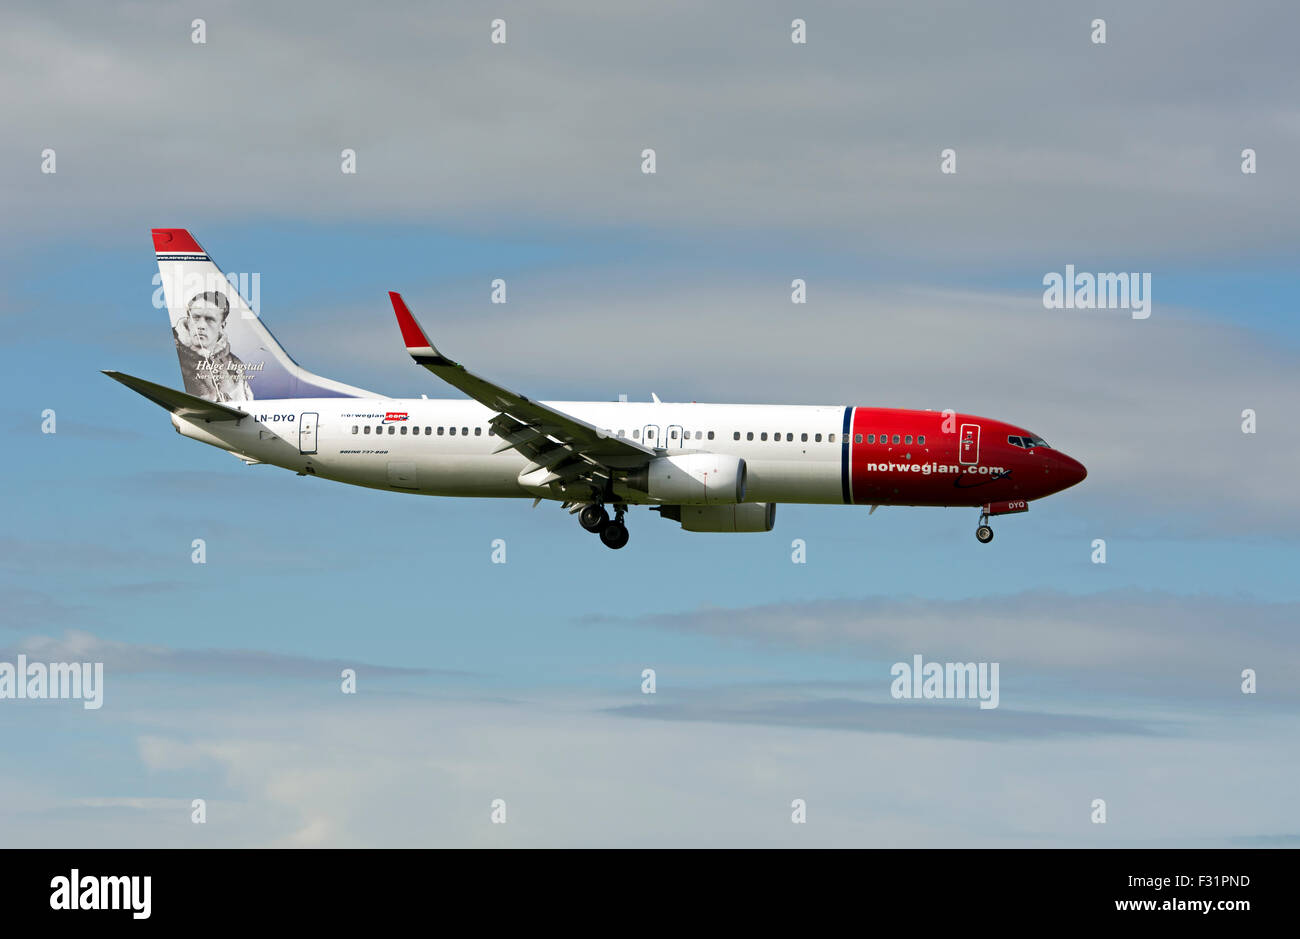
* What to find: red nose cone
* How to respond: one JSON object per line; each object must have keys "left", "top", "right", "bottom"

{"left": 1058, "top": 454, "right": 1087, "bottom": 490}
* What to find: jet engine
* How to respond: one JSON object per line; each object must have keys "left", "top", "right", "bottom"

{"left": 625, "top": 454, "right": 746, "bottom": 505}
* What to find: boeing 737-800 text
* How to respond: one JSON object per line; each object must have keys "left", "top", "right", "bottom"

{"left": 105, "top": 229, "right": 1087, "bottom": 549}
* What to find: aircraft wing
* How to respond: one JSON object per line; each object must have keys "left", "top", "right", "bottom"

{"left": 102, "top": 370, "right": 247, "bottom": 422}
{"left": 389, "top": 293, "right": 655, "bottom": 489}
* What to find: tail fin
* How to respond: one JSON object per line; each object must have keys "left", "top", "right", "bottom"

{"left": 153, "top": 229, "right": 376, "bottom": 402}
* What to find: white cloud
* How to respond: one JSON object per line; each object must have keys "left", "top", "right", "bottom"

{"left": 2, "top": 1, "right": 1297, "bottom": 260}
{"left": 590, "top": 588, "right": 1300, "bottom": 704}
{"left": 1, "top": 691, "right": 1294, "bottom": 847}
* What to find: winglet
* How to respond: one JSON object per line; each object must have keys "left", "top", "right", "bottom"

{"left": 389, "top": 292, "right": 454, "bottom": 365}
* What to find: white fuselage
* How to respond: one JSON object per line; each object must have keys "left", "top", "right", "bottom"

{"left": 174, "top": 398, "right": 851, "bottom": 504}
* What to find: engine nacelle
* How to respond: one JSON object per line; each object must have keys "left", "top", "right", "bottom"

{"left": 659, "top": 502, "right": 776, "bottom": 533}
{"left": 626, "top": 454, "right": 746, "bottom": 505}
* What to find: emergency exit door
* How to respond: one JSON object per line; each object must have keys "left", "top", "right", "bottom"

{"left": 299, "top": 412, "right": 318, "bottom": 454}
{"left": 958, "top": 423, "right": 979, "bottom": 465}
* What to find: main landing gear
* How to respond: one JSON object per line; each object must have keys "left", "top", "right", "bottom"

{"left": 975, "top": 511, "right": 994, "bottom": 544}
{"left": 579, "top": 503, "right": 629, "bottom": 549}
{"left": 578, "top": 504, "right": 608, "bottom": 533}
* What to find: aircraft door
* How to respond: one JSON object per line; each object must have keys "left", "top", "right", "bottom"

{"left": 665, "top": 424, "right": 685, "bottom": 449}
{"left": 641, "top": 424, "right": 660, "bottom": 448}
{"left": 299, "top": 412, "right": 319, "bottom": 454}
{"left": 958, "top": 423, "right": 979, "bottom": 465}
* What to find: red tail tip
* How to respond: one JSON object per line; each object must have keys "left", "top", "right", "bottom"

{"left": 152, "top": 229, "right": 203, "bottom": 253}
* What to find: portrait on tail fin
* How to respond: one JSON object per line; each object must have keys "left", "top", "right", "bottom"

{"left": 172, "top": 290, "right": 254, "bottom": 403}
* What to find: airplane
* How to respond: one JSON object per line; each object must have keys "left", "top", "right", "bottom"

{"left": 105, "top": 229, "right": 1087, "bottom": 550}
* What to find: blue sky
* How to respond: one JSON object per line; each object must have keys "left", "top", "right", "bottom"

{"left": 2, "top": 0, "right": 1298, "bottom": 846}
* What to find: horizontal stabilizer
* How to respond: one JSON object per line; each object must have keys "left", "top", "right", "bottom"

{"left": 102, "top": 370, "right": 247, "bottom": 422}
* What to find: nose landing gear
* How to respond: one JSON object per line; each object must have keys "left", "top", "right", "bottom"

{"left": 974, "top": 500, "right": 1028, "bottom": 543}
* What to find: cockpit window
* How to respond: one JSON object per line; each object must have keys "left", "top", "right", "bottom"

{"left": 1009, "top": 434, "right": 1050, "bottom": 449}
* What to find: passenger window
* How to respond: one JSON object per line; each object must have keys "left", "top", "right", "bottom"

{"left": 619, "top": 430, "right": 625, "bottom": 437}
{"left": 388, "top": 426, "right": 395, "bottom": 435}
{"left": 904, "top": 435, "right": 912, "bottom": 445}
{"left": 747, "top": 432, "right": 754, "bottom": 441}
{"left": 829, "top": 434, "right": 836, "bottom": 443}
{"left": 734, "top": 432, "right": 740, "bottom": 440}
{"left": 426, "top": 427, "right": 432, "bottom": 435}
{"left": 412, "top": 426, "right": 419, "bottom": 435}
{"left": 633, "top": 429, "right": 639, "bottom": 438}
{"left": 708, "top": 431, "right": 714, "bottom": 440}
{"left": 867, "top": 434, "right": 874, "bottom": 443}
{"left": 401, "top": 426, "right": 408, "bottom": 435}
{"left": 815, "top": 433, "right": 822, "bottom": 442}
{"left": 761, "top": 433, "right": 768, "bottom": 441}
{"left": 918, "top": 435, "right": 925, "bottom": 445}
{"left": 487, "top": 427, "right": 495, "bottom": 436}
{"left": 854, "top": 433, "right": 862, "bottom": 443}
{"left": 462, "top": 427, "right": 468, "bottom": 436}
{"left": 437, "top": 427, "right": 444, "bottom": 435}
{"left": 786, "top": 433, "right": 793, "bottom": 441}
{"left": 352, "top": 426, "right": 358, "bottom": 434}
{"left": 363, "top": 426, "right": 370, "bottom": 435}
{"left": 801, "top": 433, "right": 808, "bottom": 442}
{"left": 892, "top": 434, "right": 900, "bottom": 444}
{"left": 475, "top": 427, "right": 482, "bottom": 436}
{"left": 449, "top": 427, "right": 456, "bottom": 435}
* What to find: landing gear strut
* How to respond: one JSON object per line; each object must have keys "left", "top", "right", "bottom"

{"left": 975, "top": 512, "right": 994, "bottom": 544}
{"left": 598, "top": 504, "right": 630, "bottom": 550}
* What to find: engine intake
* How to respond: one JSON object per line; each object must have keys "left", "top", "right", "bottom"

{"left": 626, "top": 454, "right": 746, "bottom": 505}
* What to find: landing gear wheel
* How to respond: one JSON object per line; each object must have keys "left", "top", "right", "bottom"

{"left": 975, "top": 525, "right": 994, "bottom": 544}
{"left": 579, "top": 504, "right": 609, "bottom": 533}
{"left": 599, "top": 521, "right": 630, "bottom": 550}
